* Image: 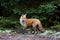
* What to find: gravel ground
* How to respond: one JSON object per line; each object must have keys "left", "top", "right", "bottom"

{"left": 0, "top": 30, "right": 60, "bottom": 40}
{"left": 0, "top": 33, "right": 60, "bottom": 40}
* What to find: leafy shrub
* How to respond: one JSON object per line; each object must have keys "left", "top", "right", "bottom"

{"left": 0, "top": 17, "right": 21, "bottom": 30}
{"left": 1, "top": 0, "right": 60, "bottom": 29}
{"left": 51, "top": 24, "right": 60, "bottom": 31}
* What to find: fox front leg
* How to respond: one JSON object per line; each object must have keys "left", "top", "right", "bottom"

{"left": 21, "top": 24, "right": 27, "bottom": 34}
{"left": 21, "top": 28, "right": 25, "bottom": 34}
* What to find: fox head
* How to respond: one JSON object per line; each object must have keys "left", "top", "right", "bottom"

{"left": 20, "top": 14, "right": 27, "bottom": 20}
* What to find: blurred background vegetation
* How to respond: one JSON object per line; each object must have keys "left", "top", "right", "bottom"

{"left": 0, "top": 0, "right": 60, "bottom": 31}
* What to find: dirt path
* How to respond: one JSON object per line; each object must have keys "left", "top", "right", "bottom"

{"left": 0, "top": 33, "right": 60, "bottom": 40}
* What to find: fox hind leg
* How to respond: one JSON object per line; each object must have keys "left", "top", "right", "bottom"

{"left": 32, "top": 24, "right": 38, "bottom": 34}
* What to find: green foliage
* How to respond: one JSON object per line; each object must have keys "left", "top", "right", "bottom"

{"left": 12, "top": 4, "right": 56, "bottom": 15}
{"left": 13, "top": 8, "right": 23, "bottom": 15}
{"left": 51, "top": 24, "right": 60, "bottom": 30}
{"left": 0, "top": 17, "right": 21, "bottom": 30}
{"left": 1, "top": 0, "right": 57, "bottom": 15}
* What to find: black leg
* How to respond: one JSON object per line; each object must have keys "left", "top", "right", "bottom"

{"left": 21, "top": 29, "right": 25, "bottom": 34}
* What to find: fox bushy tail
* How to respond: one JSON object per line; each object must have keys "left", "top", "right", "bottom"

{"left": 38, "top": 23, "right": 45, "bottom": 32}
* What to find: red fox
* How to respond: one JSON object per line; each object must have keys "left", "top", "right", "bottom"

{"left": 19, "top": 14, "right": 45, "bottom": 33}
